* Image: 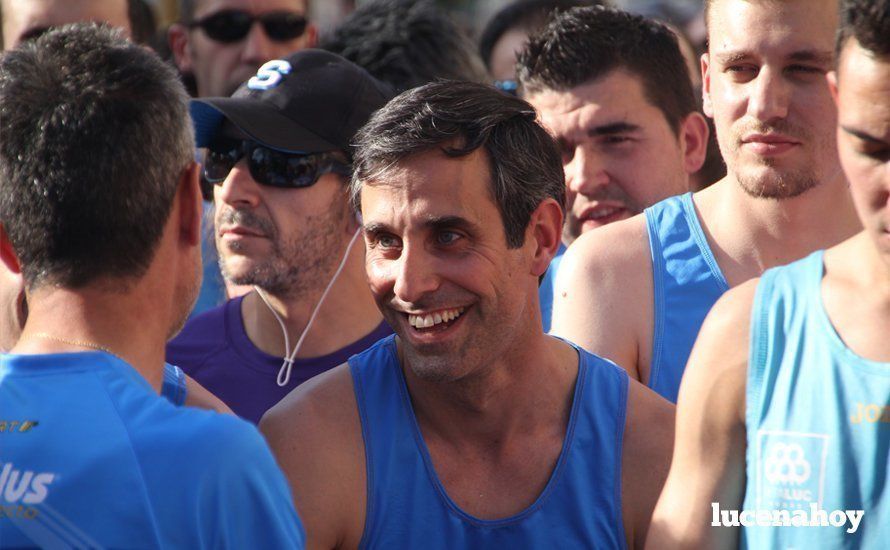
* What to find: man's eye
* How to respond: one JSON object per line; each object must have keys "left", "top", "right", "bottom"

{"left": 371, "top": 234, "right": 401, "bottom": 249}
{"left": 787, "top": 64, "right": 823, "bottom": 74}
{"left": 437, "top": 231, "right": 461, "bottom": 245}
{"left": 859, "top": 145, "right": 890, "bottom": 162}
{"left": 725, "top": 65, "right": 758, "bottom": 79}
{"left": 602, "top": 135, "right": 631, "bottom": 146}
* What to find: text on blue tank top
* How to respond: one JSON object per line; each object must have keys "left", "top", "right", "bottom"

{"left": 741, "top": 251, "right": 890, "bottom": 549}
{"left": 349, "top": 335, "right": 629, "bottom": 549}
{"left": 645, "top": 192, "right": 729, "bottom": 402}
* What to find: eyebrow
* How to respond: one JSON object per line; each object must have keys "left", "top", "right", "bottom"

{"left": 362, "top": 216, "right": 480, "bottom": 236}
{"left": 715, "top": 49, "right": 834, "bottom": 66}
{"left": 587, "top": 122, "right": 642, "bottom": 138}
{"left": 840, "top": 125, "right": 889, "bottom": 144}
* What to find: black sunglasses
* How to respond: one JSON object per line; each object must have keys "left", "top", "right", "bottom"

{"left": 189, "top": 10, "right": 307, "bottom": 43}
{"left": 202, "top": 139, "right": 350, "bottom": 195}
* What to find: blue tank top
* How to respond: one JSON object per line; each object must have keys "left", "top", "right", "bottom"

{"left": 349, "top": 335, "right": 628, "bottom": 549}
{"left": 742, "top": 251, "right": 890, "bottom": 548}
{"left": 0, "top": 351, "right": 305, "bottom": 548}
{"left": 645, "top": 192, "right": 728, "bottom": 402}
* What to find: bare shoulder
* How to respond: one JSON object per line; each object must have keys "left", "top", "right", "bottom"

{"left": 184, "top": 374, "right": 232, "bottom": 414}
{"left": 260, "top": 363, "right": 366, "bottom": 550}
{"left": 621, "top": 379, "right": 675, "bottom": 549}
{"left": 551, "top": 214, "right": 653, "bottom": 381}
{"left": 557, "top": 214, "right": 650, "bottom": 284}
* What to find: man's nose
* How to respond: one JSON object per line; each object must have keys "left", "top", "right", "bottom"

{"left": 747, "top": 67, "right": 791, "bottom": 123}
{"left": 392, "top": 244, "right": 441, "bottom": 305}
{"left": 565, "top": 146, "right": 609, "bottom": 196}
{"left": 214, "top": 158, "right": 262, "bottom": 209}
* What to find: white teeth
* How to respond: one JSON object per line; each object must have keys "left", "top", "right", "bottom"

{"left": 408, "top": 307, "right": 465, "bottom": 329}
{"left": 589, "top": 207, "right": 620, "bottom": 220}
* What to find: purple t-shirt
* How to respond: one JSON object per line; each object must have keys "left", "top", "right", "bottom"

{"left": 166, "top": 295, "right": 392, "bottom": 424}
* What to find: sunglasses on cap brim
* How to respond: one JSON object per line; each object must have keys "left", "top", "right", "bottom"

{"left": 200, "top": 139, "right": 351, "bottom": 199}
{"left": 188, "top": 10, "right": 308, "bottom": 43}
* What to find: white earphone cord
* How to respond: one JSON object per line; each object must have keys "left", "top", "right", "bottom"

{"left": 255, "top": 227, "right": 363, "bottom": 387}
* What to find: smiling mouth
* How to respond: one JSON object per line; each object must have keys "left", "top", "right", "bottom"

{"left": 406, "top": 307, "right": 466, "bottom": 331}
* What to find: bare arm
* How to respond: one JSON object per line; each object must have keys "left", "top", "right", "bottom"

{"left": 183, "top": 374, "right": 232, "bottom": 414}
{"left": 260, "top": 364, "right": 366, "bottom": 550}
{"left": 622, "top": 380, "right": 675, "bottom": 550}
{"left": 645, "top": 280, "right": 756, "bottom": 549}
{"left": 550, "top": 216, "right": 653, "bottom": 382}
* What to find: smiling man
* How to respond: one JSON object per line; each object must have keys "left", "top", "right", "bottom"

{"left": 516, "top": 6, "right": 709, "bottom": 329}
{"left": 552, "top": 0, "right": 861, "bottom": 402}
{"left": 262, "top": 81, "right": 674, "bottom": 549}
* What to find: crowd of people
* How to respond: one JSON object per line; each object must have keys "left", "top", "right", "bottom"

{"left": 0, "top": 0, "right": 887, "bottom": 548}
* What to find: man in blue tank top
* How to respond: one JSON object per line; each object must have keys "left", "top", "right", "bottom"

{"left": 551, "top": 0, "right": 862, "bottom": 403}
{"left": 649, "top": 2, "right": 890, "bottom": 545}
{"left": 263, "top": 80, "right": 675, "bottom": 549}
{"left": 0, "top": 25, "right": 303, "bottom": 548}
{"left": 516, "top": 6, "right": 709, "bottom": 331}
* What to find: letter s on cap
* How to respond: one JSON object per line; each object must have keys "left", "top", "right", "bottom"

{"left": 248, "top": 60, "right": 292, "bottom": 91}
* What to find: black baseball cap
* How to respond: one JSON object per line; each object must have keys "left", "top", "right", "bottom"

{"left": 190, "top": 49, "right": 394, "bottom": 156}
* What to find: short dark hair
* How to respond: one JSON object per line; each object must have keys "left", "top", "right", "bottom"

{"left": 478, "top": 0, "right": 602, "bottom": 70}
{"left": 351, "top": 81, "right": 565, "bottom": 249}
{"left": 837, "top": 0, "right": 890, "bottom": 58}
{"left": 320, "top": 0, "right": 487, "bottom": 93}
{"left": 0, "top": 24, "right": 194, "bottom": 288}
{"left": 517, "top": 6, "right": 697, "bottom": 133}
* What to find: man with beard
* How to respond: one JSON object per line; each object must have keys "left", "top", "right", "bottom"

{"left": 262, "top": 81, "right": 674, "bottom": 549}
{"left": 649, "top": 0, "right": 890, "bottom": 545}
{"left": 0, "top": 25, "right": 302, "bottom": 547}
{"left": 516, "top": 6, "right": 709, "bottom": 330}
{"left": 551, "top": 0, "right": 861, "bottom": 403}
{"left": 166, "top": 50, "right": 394, "bottom": 424}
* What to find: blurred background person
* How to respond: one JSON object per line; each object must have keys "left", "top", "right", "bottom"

{"left": 321, "top": 0, "right": 488, "bottom": 93}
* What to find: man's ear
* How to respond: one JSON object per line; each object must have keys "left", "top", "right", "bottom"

{"left": 679, "top": 111, "right": 710, "bottom": 175}
{"left": 176, "top": 162, "right": 203, "bottom": 247}
{"left": 304, "top": 23, "right": 319, "bottom": 48}
{"left": 526, "top": 198, "right": 564, "bottom": 278}
{"left": 701, "top": 53, "right": 714, "bottom": 118}
{"left": 168, "top": 23, "right": 193, "bottom": 74}
{"left": 0, "top": 224, "right": 22, "bottom": 276}
{"left": 827, "top": 70, "right": 839, "bottom": 107}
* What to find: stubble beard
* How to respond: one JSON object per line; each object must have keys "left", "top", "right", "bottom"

{"left": 217, "top": 200, "right": 351, "bottom": 301}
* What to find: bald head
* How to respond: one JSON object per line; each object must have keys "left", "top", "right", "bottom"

{"left": 1, "top": 0, "right": 130, "bottom": 50}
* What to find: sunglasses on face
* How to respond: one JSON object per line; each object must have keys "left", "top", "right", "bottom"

{"left": 188, "top": 10, "right": 308, "bottom": 43}
{"left": 202, "top": 139, "right": 351, "bottom": 194}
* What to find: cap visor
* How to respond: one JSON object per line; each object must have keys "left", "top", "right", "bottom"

{"left": 189, "top": 97, "right": 339, "bottom": 153}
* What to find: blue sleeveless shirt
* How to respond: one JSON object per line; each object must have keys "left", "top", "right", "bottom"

{"left": 349, "top": 335, "right": 628, "bottom": 549}
{"left": 645, "top": 192, "right": 729, "bottom": 402}
{"left": 742, "top": 251, "right": 890, "bottom": 548}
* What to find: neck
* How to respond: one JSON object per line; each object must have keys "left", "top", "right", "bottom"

{"left": 403, "top": 332, "right": 578, "bottom": 447}
{"left": 242, "top": 240, "right": 382, "bottom": 359}
{"left": 13, "top": 285, "right": 170, "bottom": 391}
{"left": 696, "top": 171, "right": 861, "bottom": 286}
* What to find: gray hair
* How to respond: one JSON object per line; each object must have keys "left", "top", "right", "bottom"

{"left": 351, "top": 80, "right": 565, "bottom": 248}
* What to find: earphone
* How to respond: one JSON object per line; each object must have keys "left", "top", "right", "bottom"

{"left": 257, "top": 225, "right": 363, "bottom": 387}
